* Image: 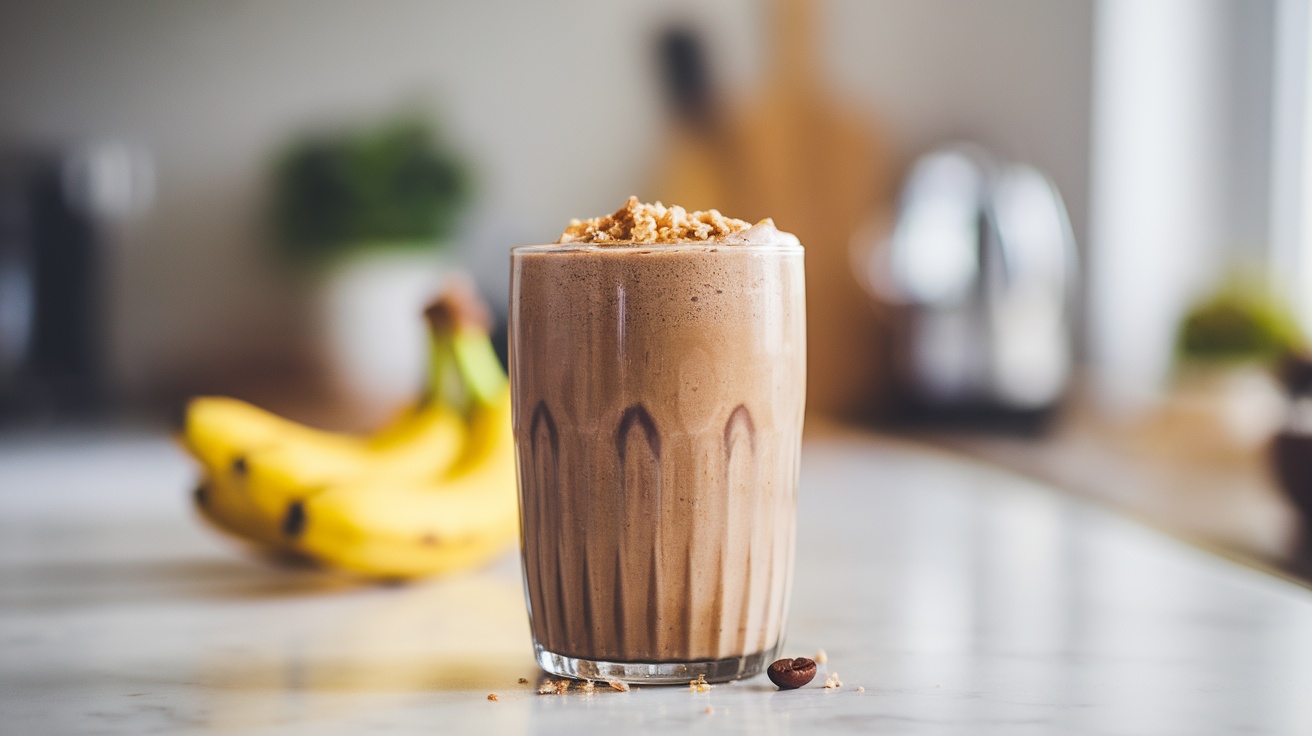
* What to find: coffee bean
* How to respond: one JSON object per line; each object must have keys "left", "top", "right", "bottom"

{"left": 767, "top": 657, "right": 817, "bottom": 689}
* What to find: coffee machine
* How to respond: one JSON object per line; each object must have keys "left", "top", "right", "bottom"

{"left": 0, "top": 144, "right": 151, "bottom": 418}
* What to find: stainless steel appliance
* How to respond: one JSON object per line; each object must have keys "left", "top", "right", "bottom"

{"left": 861, "top": 144, "right": 1077, "bottom": 427}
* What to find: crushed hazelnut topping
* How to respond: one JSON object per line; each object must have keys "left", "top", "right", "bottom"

{"left": 559, "top": 197, "right": 752, "bottom": 244}
{"left": 608, "top": 680, "right": 631, "bottom": 692}
{"left": 824, "top": 672, "right": 843, "bottom": 689}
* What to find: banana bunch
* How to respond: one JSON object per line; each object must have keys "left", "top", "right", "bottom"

{"left": 180, "top": 284, "right": 518, "bottom": 580}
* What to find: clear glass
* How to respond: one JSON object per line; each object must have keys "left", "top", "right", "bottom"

{"left": 509, "top": 242, "right": 806, "bottom": 683}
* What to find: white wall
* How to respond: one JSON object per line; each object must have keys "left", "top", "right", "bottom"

{"left": 1087, "top": 0, "right": 1280, "bottom": 410}
{"left": 0, "top": 0, "right": 1096, "bottom": 396}
{"left": 1271, "top": 0, "right": 1312, "bottom": 334}
{"left": 828, "top": 0, "right": 1094, "bottom": 248}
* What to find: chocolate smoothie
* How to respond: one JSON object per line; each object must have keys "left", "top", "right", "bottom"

{"left": 511, "top": 199, "right": 805, "bottom": 679}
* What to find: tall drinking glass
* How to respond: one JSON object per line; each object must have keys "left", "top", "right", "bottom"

{"left": 510, "top": 242, "right": 805, "bottom": 683}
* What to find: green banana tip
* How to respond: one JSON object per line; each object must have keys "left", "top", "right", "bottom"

{"left": 452, "top": 330, "right": 508, "bottom": 408}
{"left": 423, "top": 280, "right": 506, "bottom": 412}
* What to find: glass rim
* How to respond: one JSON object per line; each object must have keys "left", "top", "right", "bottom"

{"left": 511, "top": 241, "right": 803, "bottom": 255}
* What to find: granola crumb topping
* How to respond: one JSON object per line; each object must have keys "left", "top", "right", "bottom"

{"left": 559, "top": 196, "right": 752, "bottom": 244}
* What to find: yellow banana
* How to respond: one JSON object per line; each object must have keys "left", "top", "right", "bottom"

{"left": 181, "top": 280, "right": 491, "bottom": 485}
{"left": 229, "top": 403, "right": 467, "bottom": 526}
{"left": 188, "top": 400, "right": 466, "bottom": 550}
{"left": 182, "top": 281, "right": 516, "bottom": 581}
{"left": 183, "top": 362, "right": 464, "bottom": 485}
{"left": 192, "top": 479, "right": 287, "bottom": 551}
{"left": 183, "top": 357, "right": 465, "bottom": 550}
{"left": 221, "top": 289, "right": 498, "bottom": 537}
{"left": 186, "top": 384, "right": 471, "bottom": 470}
{"left": 182, "top": 293, "right": 465, "bottom": 549}
{"left": 282, "top": 386, "right": 517, "bottom": 580}
{"left": 183, "top": 399, "right": 331, "bottom": 548}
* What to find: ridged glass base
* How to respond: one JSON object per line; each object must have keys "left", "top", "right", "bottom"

{"left": 534, "top": 643, "right": 781, "bottom": 684}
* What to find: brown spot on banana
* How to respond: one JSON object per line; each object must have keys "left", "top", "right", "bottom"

{"left": 282, "top": 500, "right": 307, "bottom": 538}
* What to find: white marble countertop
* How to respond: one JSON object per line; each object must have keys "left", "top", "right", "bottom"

{"left": 2, "top": 425, "right": 1311, "bottom": 734}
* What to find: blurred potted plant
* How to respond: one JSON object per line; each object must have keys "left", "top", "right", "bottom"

{"left": 1169, "top": 275, "right": 1302, "bottom": 453}
{"left": 272, "top": 116, "right": 470, "bottom": 416}
{"left": 1178, "top": 286, "right": 1301, "bottom": 365}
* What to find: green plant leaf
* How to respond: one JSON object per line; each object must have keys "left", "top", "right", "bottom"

{"left": 271, "top": 116, "right": 471, "bottom": 265}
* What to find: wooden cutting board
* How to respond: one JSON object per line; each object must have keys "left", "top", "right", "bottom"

{"left": 651, "top": 0, "right": 896, "bottom": 421}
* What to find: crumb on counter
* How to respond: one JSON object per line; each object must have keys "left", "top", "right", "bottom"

{"left": 824, "top": 672, "right": 843, "bottom": 689}
{"left": 689, "top": 674, "right": 713, "bottom": 693}
{"left": 856, "top": 686, "right": 865, "bottom": 693}
{"left": 559, "top": 197, "right": 752, "bottom": 244}
{"left": 705, "top": 705, "right": 715, "bottom": 715}
{"left": 537, "top": 679, "right": 571, "bottom": 695}
{"left": 518, "top": 678, "right": 529, "bottom": 684}
{"left": 815, "top": 649, "right": 828, "bottom": 665}
{"left": 487, "top": 693, "right": 499, "bottom": 701}
{"left": 608, "top": 680, "right": 631, "bottom": 692}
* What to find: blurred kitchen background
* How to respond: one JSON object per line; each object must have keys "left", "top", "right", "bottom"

{"left": 4, "top": 0, "right": 1312, "bottom": 576}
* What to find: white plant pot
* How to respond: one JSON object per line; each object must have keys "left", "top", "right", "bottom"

{"left": 318, "top": 247, "right": 447, "bottom": 420}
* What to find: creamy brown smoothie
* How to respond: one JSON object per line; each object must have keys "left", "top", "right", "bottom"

{"left": 511, "top": 199, "right": 805, "bottom": 680}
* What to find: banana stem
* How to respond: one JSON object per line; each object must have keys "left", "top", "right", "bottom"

{"left": 425, "top": 328, "right": 506, "bottom": 417}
